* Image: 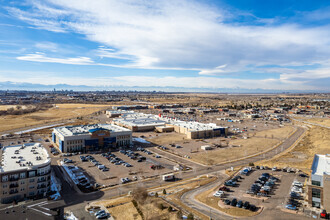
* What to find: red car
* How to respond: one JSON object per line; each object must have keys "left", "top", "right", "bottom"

{"left": 320, "top": 210, "right": 328, "bottom": 219}
{"left": 219, "top": 186, "right": 230, "bottom": 192}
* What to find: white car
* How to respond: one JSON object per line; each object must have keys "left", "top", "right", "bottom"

{"left": 292, "top": 181, "right": 303, "bottom": 187}
{"left": 213, "top": 191, "right": 225, "bottom": 197}
{"left": 291, "top": 186, "right": 302, "bottom": 193}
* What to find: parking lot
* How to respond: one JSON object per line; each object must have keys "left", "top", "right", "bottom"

{"left": 213, "top": 168, "right": 308, "bottom": 214}
{"left": 63, "top": 145, "right": 178, "bottom": 189}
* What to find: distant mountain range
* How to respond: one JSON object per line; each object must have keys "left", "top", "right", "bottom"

{"left": 0, "top": 81, "right": 326, "bottom": 93}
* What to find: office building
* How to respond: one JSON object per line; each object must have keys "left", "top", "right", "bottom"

{"left": 308, "top": 154, "right": 330, "bottom": 210}
{"left": 52, "top": 124, "right": 132, "bottom": 152}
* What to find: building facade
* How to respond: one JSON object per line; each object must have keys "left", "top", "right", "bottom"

{"left": 0, "top": 143, "right": 51, "bottom": 204}
{"left": 52, "top": 124, "right": 132, "bottom": 153}
{"left": 307, "top": 154, "right": 330, "bottom": 210}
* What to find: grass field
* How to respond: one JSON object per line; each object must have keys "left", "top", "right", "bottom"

{"left": 191, "top": 126, "right": 294, "bottom": 165}
{"left": 257, "top": 125, "right": 329, "bottom": 173}
{"left": 0, "top": 103, "right": 109, "bottom": 132}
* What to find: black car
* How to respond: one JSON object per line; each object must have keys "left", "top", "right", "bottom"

{"left": 249, "top": 205, "right": 257, "bottom": 212}
{"left": 261, "top": 173, "right": 270, "bottom": 178}
{"left": 224, "top": 199, "right": 231, "bottom": 205}
{"left": 230, "top": 198, "right": 237, "bottom": 206}
{"left": 243, "top": 201, "right": 250, "bottom": 209}
{"left": 236, "top": 200, "right": 243, "bottom": 208}
{"left": 299, "top": 173, "right": 308, "bottom": 178}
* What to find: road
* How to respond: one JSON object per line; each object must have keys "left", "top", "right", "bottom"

{"left": 292, "top": 118, "right": 330, "bottom": 129}
{"left": 180, "top": 126, "right": 308, "bottom": 220}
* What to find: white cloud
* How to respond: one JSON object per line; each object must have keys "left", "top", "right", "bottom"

{"left": 17, "top": 52, "right": 94, "bottom": 65}
{"left": 0, "top": 72, "right": 316, "bottom": 91}
{"left": 6, "top": 0, "right": 330, "bottom": 90}
{"left": 35, "top": 42, "right": 58, "bottom": 52}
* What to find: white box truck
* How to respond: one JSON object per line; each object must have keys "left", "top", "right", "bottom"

{"left": 162, "top": 174, "right": 175, "bottom": 181}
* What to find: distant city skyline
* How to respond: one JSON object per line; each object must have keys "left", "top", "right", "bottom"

{"left": 0, "top": 0, "right": 330, "bottom": 92}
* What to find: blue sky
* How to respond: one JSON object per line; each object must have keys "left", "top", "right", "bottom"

{"left": 0, "top": 0, "right": 329, "bottom": 91}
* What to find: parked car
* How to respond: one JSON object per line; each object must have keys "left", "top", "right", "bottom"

{"left": 299, "top": 173, "right": 308, "bottom": 178}
{"left": 219, "top": 186, "right": 230, "bottom": 192}
{"left": 94, "top": 210, "right": 106, "bottom": 216}
{"left": 96, "top": 213, "right": 109, "bottom": 219}
{"left": 249, "top": 205, "right": 257, "bottom": 212}
{"left": 285, "top": 204, "right": 297, "bottom": 210}
{"left": 224, "top": 180, "right": 236, "bottom": 186}
{"left": 213, "top": 191, "right": 225, "bottom": 198}
{"left": 230, "top": 198, "right": 237, "bottom": 206}
{"left": 224, "top": 199, "right": 231, "bottom": 205}
{"left": 236, "top": 200, "right": 243, "bottom": 208}
{"left": 292, "top": 181, "right": 303, "bottom": 188}
{"left": 320, "top": 210, "right": 328, "bottom": 219}
{"left": 243, "top": 201, "right": 250, "bottom": 209}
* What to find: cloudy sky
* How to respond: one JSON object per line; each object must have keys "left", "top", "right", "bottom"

{"left": 0, "top": 0, "right": 329, "bottom": 91}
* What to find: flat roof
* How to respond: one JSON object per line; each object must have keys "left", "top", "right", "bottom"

{"left": 311, "top": 154, "right": 330, "bottom": 176}
{"left": 114, "top": 113, "right": 166, "bottom": 127}
{"left": 113, "top": 112, "right": 225, "bottom": 131}
{"left": 0, "top": 199, "right": 65, "bottom": 219}
{"left": 54, "top": 124, "right": 131, "bottom": 137}
{"left": 0, "top": 143, "right": 50, "bottom": 173}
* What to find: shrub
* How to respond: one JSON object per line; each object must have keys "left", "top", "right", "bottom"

{"left": 187, "top": 213, "right": 194, "bottom": 220}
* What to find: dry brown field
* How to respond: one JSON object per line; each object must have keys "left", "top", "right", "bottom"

{"left": 305, "top": 117, "right": 330, "bottom": 127}
{"left": 191, "top": 126, "right": 294, "bottom": 165}
{"left": 0, "top": 103, "right": 109, "bottom": 132}
{"left": 257, "top": 125, "right": 329, "bottom": 173}
{"left": 93, "top": 195, "right": 179, "bottom": 220}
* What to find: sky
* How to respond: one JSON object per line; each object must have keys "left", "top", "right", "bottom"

{"left": 0, "top": 0, "right": 329, "bottom": 91}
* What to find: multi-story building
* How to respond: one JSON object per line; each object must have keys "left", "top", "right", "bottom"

{"left": 307, "top": 154, "right": 330, "bottom": 210}
{"left": 52, "top": 124, "right": 132, "bottom": 153}
{"left": 0, "top": 143, "right": 51, "bottom": 204}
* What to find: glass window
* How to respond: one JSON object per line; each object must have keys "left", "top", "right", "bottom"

{"left": 312, "top": 201, "right": 321, "bottom": 208}
{"left": 312, "top": 188, "right": 321, "bottom": 198}
{"left": 312, "top": 180, "right": 321, "bottom": 186}
{"left": 29, "top": 178, "right": 35, "bottom": 183}
{"left": 2, "top": 175, "right": 8, "bottom": 182}
{"left": 20, "top": 172, "right": 26, "bottom": 179}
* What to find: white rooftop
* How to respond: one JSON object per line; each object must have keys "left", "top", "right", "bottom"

{"left": 0, "top": 143, "right": 50, "bottom": 173}
{"left": 54, "top": 124, "right": 131, "bottom": 137}
{"left": 113, "top": 112, "right": 225, "bottom": 131}
{"left": 114, "top": 113, "right": 166, "bottom": 127}
{"left": 311, "top": 154, "right": 330, "bottom": 176}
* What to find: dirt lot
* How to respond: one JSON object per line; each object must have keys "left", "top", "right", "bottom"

{"left": 0, "top": 103, "right": 109, "bottom": 132}
{"left": 68, "top": 149, "right": 177, "bottom": 187}
{"left": 257, "top": 125, "right": 329, "bottom": 173}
